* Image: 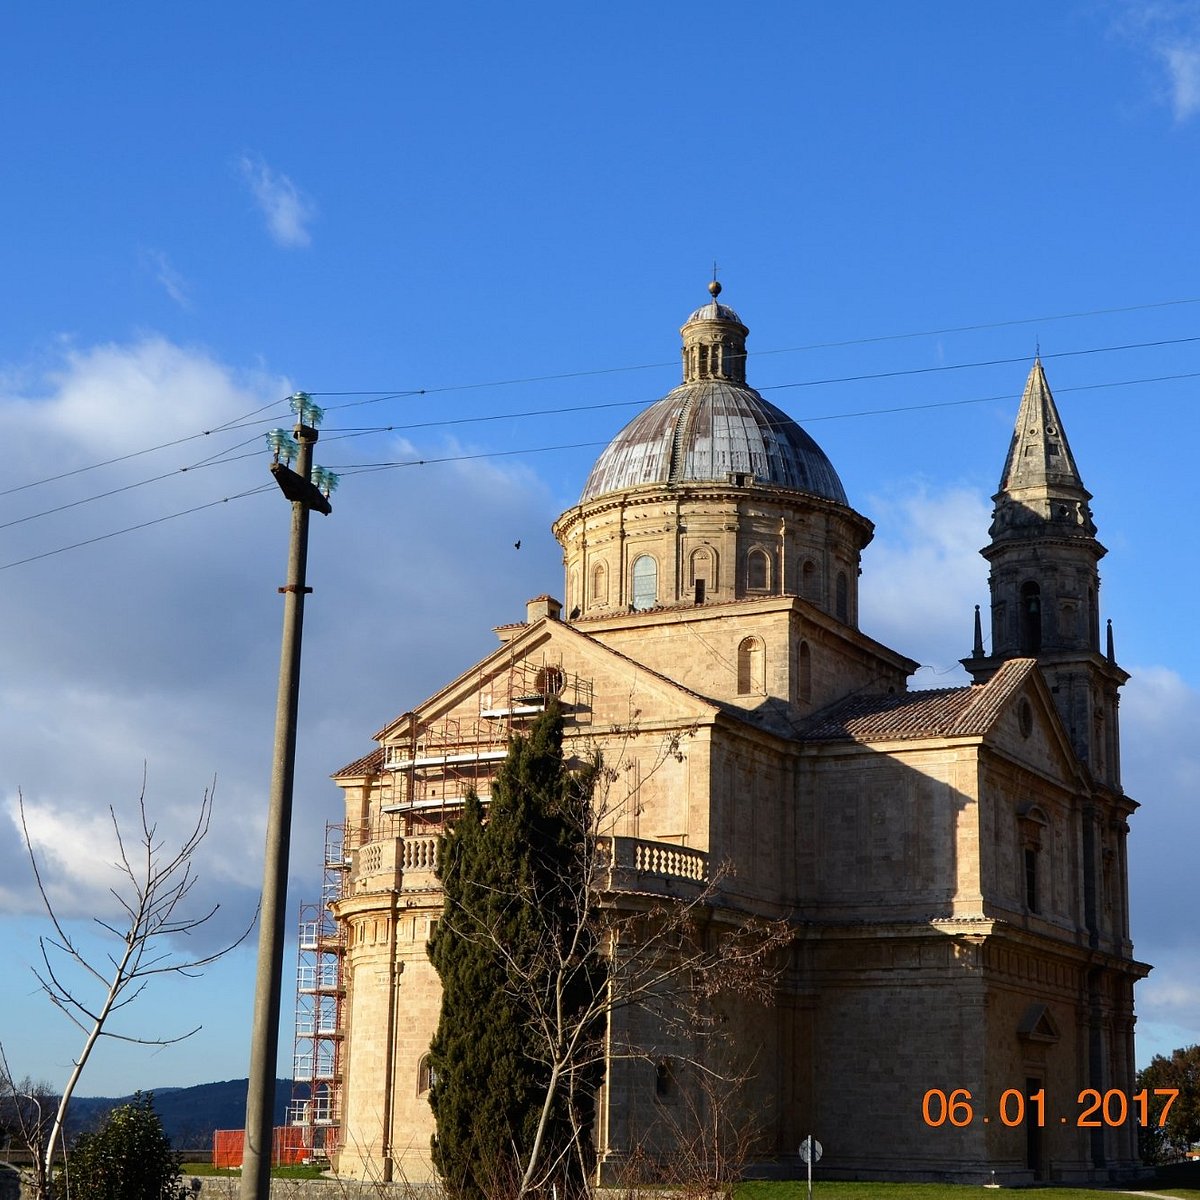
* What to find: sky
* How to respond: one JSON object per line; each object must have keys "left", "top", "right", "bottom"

{"left": 1, "top": 2, "right": 1199, "bottom": 1100}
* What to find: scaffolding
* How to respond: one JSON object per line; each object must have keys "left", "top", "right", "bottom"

{"left": 289, "top": 655, "right": 593, "bottom": 1157}
{"left": 374, "top": 655, "right": 594, "bottom": 836}
{"left": 289, "top": 822, "right": 347, "bottom": 1157}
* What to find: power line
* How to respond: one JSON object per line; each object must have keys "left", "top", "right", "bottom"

{"left": 306, "top": 294, "right": 1200, "bottom": 409}
{"left": 6, "top": 295, "right": 1198, "bottom": 504}
{"left": 0, "top": 485, "right": 274, "bottom": 572}
{"left": 0, "top": 404, "right": 296, "bottom": 499}
{"left": 4, "top": 308, "right": 1199, "bottom": 567}
{"left": 0, "top": 439, "right": 270, "bottom": 534}
{"left": 6, "top": 339, "right": 1199, "bottom": 547}
{"left": 323, "top": 367, "right": 1200, "bottom": 472}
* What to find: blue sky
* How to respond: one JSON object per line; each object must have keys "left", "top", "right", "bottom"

{"left": 2, "top": 2, "right": 1199, "bottom": 1100}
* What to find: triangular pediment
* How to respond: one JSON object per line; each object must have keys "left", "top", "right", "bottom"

{"left": 1017, "top": 1002, "right": 1061, "bottom": 1044}
{"left": 977, "top": 661, "right": 1086, "bottom": 788}
{"left": 374, "top": 616, "right": 722, "bottom": 746}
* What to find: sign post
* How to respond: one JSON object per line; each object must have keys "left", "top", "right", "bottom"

{"left": 798, "top": 1134, "right": 822, "bottom": 1200}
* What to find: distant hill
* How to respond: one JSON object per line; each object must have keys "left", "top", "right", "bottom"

{"left": 68, "top": 1079, "right": 291, "bottom": 1150}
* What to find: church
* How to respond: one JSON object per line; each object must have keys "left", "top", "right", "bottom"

{"left": 326, "top": 285, "right": 1148, "bottom": 1186}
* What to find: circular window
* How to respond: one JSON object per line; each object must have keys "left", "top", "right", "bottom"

{"left": 535, "top": 666, "right": 565, "bottom": 696}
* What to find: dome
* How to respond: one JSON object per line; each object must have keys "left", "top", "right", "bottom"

{"left": 579, "top": 379, "right": 848, "bottom": 504}
{"left": 579, "top": 291, "right": 848, "bottom": 505}
{"left": 686, "top": 299, "right": 745, "bottom": 325}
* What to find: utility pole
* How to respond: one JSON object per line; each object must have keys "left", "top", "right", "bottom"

{"left": 241, "top": 396, "right": 335, "bottom": 1200}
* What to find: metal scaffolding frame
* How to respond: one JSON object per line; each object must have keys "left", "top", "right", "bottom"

{"left": 288, "top": 822, "right": 346, "bottom": 1157}
{"left": 289, "top": 654, "right": 593, "bottom": 1159}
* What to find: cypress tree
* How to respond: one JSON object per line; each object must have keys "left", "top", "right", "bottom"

{"left": 428, "top": 703, "right": 603, "bottom": 1200}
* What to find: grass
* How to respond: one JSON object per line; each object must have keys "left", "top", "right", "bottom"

{"left": 180, "top": 1161, "right": 328, "bottom": 1180}
{"left": 736, "top": 1183, "right": 1200, "bottom": 1199}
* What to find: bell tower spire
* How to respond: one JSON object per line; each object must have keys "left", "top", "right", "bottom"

{"left": 964, "top": 359, "right": 1127, "bottom": 787}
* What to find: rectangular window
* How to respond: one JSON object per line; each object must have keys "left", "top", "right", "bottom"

{"left": 1024, "top": 848, "right": 1039, "bottom": 912}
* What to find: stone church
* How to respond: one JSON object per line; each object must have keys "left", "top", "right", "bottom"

{"left": 327, "top": 286, "right": 1148, "bottom": 1185}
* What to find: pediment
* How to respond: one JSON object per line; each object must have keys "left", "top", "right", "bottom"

{"left": 982, "top": 664, "right": 1085, "bottom": 788}
{"left": 375, "top": 616, "right": 722, "bottom": 746}
{"left": 1017, "top": 1003, "right": 1061, "bottom": 1044}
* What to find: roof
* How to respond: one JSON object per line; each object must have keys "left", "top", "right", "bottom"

{"left": 579, "top": 379, "right": 848, "bottom": 503}
{"left": 800, "top": 658, "right": 1038, "bottom": 743}
{"left": 998, "top": 359, "right": 1089, "bottom": 497}
{"left": 579, "top": 291, "right": 850, "bottom": 506}
{"left": 685, "top": 299, "right": 746, "bottom": 326}
{"left": 333, "top": 745, "right": 384, "bottom": 778}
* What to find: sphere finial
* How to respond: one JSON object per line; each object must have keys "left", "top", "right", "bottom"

{"left": 708, "top": 278, "right": 722, "bottom": 299}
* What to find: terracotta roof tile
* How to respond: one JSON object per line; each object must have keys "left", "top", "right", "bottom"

{"left": 333, "top": 746, "right": 384, "bottom": 778}
{"left": 801, "top": 659, "right": 1037, "bottom": 743}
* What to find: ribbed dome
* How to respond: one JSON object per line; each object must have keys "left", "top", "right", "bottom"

{"left": 579, "top": 291, "right": 848, "bottom": 505}
{"left": 580, "top": 379, "right": 848, "bottom": 503}
{"left": 686, "top": 299, "right": 744, "bottom": 325}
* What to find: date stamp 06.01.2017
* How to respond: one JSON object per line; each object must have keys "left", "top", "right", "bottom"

{"left": 921, "top": 1087, "right": 1180, "bottom": 1129}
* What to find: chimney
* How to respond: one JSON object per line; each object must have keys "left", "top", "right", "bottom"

{"left": 526, "top": 594, "right": 562, "bottom": 623}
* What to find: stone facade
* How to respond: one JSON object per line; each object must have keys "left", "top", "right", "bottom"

{"left": 327, "top": 289, "right": 1148, "bottom": 1187}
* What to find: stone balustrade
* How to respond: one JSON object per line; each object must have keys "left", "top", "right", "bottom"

{"left": 601, "top": 836, "right": 707, "bottom": 888}
{"left": 352, "top": 833, "right": 705, "bottom": 897}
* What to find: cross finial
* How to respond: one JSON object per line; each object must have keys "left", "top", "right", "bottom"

{"left": 708, "top": 261, "right": 721, "bottom": 299}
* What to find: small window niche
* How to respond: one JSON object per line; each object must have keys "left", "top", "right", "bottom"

{"left": 737, "top": 636, "right": 765, "bottom": 695}
{"left": 654, "top": 1058, "right": 677, "bottom": 1102}
{"left": 835, "top": 571, "right": 849, "bottom": 623}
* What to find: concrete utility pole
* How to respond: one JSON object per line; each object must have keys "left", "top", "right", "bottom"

{"left": 241, "top": 402, "right": 334, "bottom": 1200}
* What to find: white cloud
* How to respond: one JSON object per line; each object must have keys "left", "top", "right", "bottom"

{"left": 0, "top": 335, "right": 562, "bottom": 933}
{"left": 140, "top": 248, "right": 191, "bottom": 308}
{"left": 1161, "top": 40, "right": 1200, "bottom": 116}
{"left": 1114, "top": 1, "right": 1200, "bottom": 120}
{"left": 1116, "top": 664, "right": 1200, "bottom": 1062}
{"left": 0, "top": 333, "right": 569, "bottom": 1091}
{"left": 858, "top": 480, "right": 991, "bottom": 680}
{"left": 239, "top": 154, "right": 316, "bottom": 248}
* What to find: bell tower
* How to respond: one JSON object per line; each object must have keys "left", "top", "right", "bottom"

{"left": 964, "top": 359, "right": 1127, "bottom": 788}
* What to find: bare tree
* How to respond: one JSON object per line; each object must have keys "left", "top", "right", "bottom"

{"left": 11, "top": 776, "right": 252, "bottom": 1198}
{"left": 0, "top": 1047, "right": 56, "bottom": 1200}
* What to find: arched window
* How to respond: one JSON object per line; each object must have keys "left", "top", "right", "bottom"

{"left": 835, "top": 571, "right": 849, "bottom": 623}
{"left": 591, "top": 561, "right": 607, "bottom": 603}
{"left": 1020, "top": 581, "right": 1042, "bottom": 653}
{"left": 801, "top": 559, "right": 817, "bottom": 601}
{"left": 631, "top": 554, "right": 658, "bottom": 611}
{"left": 1018, "top": 806, "right": 1049, "bottom": 914}
{"left": 737, "top": 636, "right": 765, "bottom": 695}
{"left": 655, "top": 1058, "right": 677, "bottom": 1101}
{"left": 797, "top": 640, "right": 812, "bottom": 704}
{"left": 418, "top": 1055, "right": 437, "bottom": 1095}
{"left": 747, "top": 547, "right": 770, "bottom": 591}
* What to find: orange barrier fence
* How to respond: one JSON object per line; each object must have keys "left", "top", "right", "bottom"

{"left": 212, "top": 1126, "right": 309, "bottom": 1168}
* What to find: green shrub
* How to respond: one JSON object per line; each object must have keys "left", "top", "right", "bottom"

{"left": 64, "top": 1092, "right": 186, "bottom": 1200}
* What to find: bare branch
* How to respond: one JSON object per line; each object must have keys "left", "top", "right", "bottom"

{"left": 14, "top": 774, "right": 256, "bottom": 1199}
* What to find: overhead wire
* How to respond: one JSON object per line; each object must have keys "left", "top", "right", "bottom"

{"left": 0, "top": 484, "right": 275, "bottom": 572}
{"left": 306, "top": 294, "right": 1200, "bottom": 410}
{"left": 321, "top": 362, "right": 1200, "bottom": 474}
{"left": 2, "top": 298, "right": 1198, "bottom": 567}
{"left": 5, "top": 296, "right": 1199, "bottom": 501}
{"left": 312, "top": 335, "right": 1200, "bottom": 448}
